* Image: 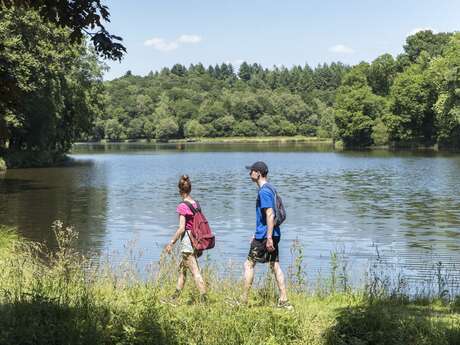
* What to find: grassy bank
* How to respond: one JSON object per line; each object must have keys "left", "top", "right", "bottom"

{"left": 169, "top": 136, "right": 333, "bottom": 144}
{"left": 0, "top": 223, "right": 459, "bottom": 345}
{"left": 75, "top": 136, "right": 333, "bottom": 145}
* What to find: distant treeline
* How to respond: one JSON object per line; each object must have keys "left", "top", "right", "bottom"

{"left": 100, "top": 30, "right": 460, "bottom": 148}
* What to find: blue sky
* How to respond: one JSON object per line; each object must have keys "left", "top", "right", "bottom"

{"left": 103, "top": 0, "right": 460, "bottom": 80}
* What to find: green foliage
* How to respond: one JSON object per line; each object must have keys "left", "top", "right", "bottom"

{"left": 371, "top": 118, "right": 390, "bottom": 146}
{"left": 335, "top": 65, "right": 389, "bottom": 147}
{"left": 2, "top": 0, "right": 126, "bottom": 60}
{"left": 104, "top": 119, "right": 126, "bottom": 141}
{"left": 155, "top": 117, "right": 179, "bottom": 141}
{"left": 212, "top": 115, "right": 235, "bottom": 137}
{"left": 430, "top": 33, "right": 460, "bottom": 148}
{"left": 233, "top": 120, "right": 258, "bottom": 137}
{"left": 368, "top": 54, "right": 397, "bottom": 96}
{"left": 404, "top": 30, "right": 452, "bottom": 63}
{"left": 99, "top": 63, "right": 350, "bottom": 143}
{"left": 388, "top": 62, "right": 437, "bottom": 145}
{"left": 184, "top": 119, "right": 206, "bottom": 138}
{"left": 0, "top": 5, "right": 105, "bottom": 158}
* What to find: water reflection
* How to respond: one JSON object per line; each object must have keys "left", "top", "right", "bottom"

{"left": 0, "top": 161, "right": 108, "bottom": 251}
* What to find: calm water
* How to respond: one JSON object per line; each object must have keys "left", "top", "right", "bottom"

{"left": 1, "top": 142, "right": 460, "bottom": 287}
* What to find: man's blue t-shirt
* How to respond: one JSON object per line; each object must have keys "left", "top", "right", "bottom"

{"left": 255, "top": 183, "right": 281, "bottom": 240}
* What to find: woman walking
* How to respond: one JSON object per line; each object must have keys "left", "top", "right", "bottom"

{"left": 164, "top": 175, "right": 207, "bottom": 303}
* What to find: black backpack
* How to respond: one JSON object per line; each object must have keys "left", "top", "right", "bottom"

{"left": 262, "top": 184, "right": 286, "bottom": 226}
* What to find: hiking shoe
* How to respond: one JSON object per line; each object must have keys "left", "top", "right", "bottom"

{"left": 198, "top": 293, "right": 209, "bottom": 304}
{"left": 276, "top": 300, "right": 293, "bottom": 310}
{"left": 171, "top": 289, "right": 181, "bottom": 299}
{"left": 160, "top": 296, "right": 179, "bottom": 307}
{"left": 160, "top": 290, "right": 181, "bottom": 306}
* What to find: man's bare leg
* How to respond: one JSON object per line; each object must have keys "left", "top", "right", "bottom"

{"left": 242, "top": 259, "right": 255, "bottom": 303}
{"left": 270, "top": 261, "right": 288, "bottom": 302}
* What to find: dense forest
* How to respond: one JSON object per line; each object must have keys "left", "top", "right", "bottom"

{"left": 100, "top": 30, "right": 460, "bottom": 148}
{"left": 1, "top": 2, "right": 460, "bottom": 165}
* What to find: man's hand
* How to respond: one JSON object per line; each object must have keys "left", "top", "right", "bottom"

{"left": 266, "top": 238, "right": 275, "bottom": 252}
{"left": 165, "top": 243, "right": 173, "bottom": 254}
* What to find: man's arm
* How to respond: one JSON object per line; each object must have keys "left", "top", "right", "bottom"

{"left": 265, "top": 207, "right": 275, "bottom": 252}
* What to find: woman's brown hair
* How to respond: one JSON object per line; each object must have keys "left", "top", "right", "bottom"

{"left": 178, "top": 175, "right": 192, "bottom": 195}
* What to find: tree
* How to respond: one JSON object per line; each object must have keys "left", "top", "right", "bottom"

{"left": 105, "top": 119, "right": 125, "bottom": 141}
{"left": 238, "top": 62, "right": 251, "bottom": 81}
{"left": 184, "top": 119, "right": 206, "bottom": 138}
{"left": 155, "top": 117, "right": 178, "bottom": 141}
{"left": 389, "top": 58, "right": 437, "bottom": 145}
{"left": 0, "top": 6, "right": 105, "bottom": 155}
{"left": 127, "top": 118, "right": 144, "bottom": 139}
{"left": 212, "top": 115, "right": 235, "bottom": 137}
{"left": 335, "top": 65, "right": 389, "bottom": 147}
{"left": 430, "top": 33, "right": 460, "bottom": 148}
{"left": 233, "top": 120, "right": 258, "bottom": 136}
{"left": 404, "top": 30, "right": 452, "bottom": 63}
{"left": 1, "top": 0, "right": 126, "bottom": 60}
{"left": 368, "top": 54, "right": 396, "bottom": 96}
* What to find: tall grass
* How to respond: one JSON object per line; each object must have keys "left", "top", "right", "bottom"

{"left": 0, "top": 222, "right": 459, "bottom": 345}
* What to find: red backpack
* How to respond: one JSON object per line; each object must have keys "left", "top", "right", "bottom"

{"left": 183, "top": 201, "right": 215, "bottom": 251}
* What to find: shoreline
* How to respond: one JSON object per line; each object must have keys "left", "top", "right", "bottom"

{"left": 73, "top": 135, "right": 333, "bottom": 145}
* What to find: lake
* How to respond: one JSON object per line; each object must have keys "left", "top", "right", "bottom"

{"left": 1, "top": 142, "right": 460, "bottom": 291}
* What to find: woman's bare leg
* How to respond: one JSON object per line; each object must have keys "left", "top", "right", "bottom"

{"left": 185, "top": 254, "right": 206, "bottom": 294}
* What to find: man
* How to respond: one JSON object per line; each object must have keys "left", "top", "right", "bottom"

{"left": 241, "top": 161, "right": 292, "bottom": 309}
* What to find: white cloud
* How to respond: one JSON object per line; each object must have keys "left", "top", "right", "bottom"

{"left": 329, "top": 44, "right": 355, "bottom": 54}
{"left": 408, "top": 27, "right": 436, "bottom": 36}
{"left": 177, "top": 34, "right": 202, "bottom": 44}
{"left": 144, "top": 34, "right": 202, "bottom": 52}
{"left": 144, "top": 38, "right": 179, "bottom": 51}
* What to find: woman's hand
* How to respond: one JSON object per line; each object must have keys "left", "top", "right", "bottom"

{"left": 165, "top": 242, "right": 173, "bottom": 254}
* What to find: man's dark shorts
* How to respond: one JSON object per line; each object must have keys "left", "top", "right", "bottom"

{"left": 247, "top": 237, "right": 280, "bottom": 263}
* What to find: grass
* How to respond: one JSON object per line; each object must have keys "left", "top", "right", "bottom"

{"left": 0, "top": 222, "right": 459, "bottom": 345}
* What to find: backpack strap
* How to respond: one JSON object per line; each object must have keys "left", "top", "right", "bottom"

{"left": 182, "top": 200, "right": 200, "bottom": 214}
{"left": 262, "top": 183, "right": 276, "bottom": 195}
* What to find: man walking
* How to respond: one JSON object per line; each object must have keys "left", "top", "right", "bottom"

{"left": 241, "top": 161, "right": 292, "bottom": 309}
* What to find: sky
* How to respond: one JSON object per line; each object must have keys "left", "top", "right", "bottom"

{"left": 102, "top": 0, "right": 460, "bottom": 80}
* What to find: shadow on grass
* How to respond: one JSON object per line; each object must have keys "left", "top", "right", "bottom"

{"left": 0, "top": 296, "right": 178, "bottom": 345}
{"left": 324, "top": 298, "right": 460, "bottom": 345}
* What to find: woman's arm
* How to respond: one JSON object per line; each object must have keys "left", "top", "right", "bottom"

{"left": 165, "top": 215, "right": 186, "bottom": 253}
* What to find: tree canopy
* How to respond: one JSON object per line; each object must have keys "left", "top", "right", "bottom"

{"left": 0, "top": 5, "right": 105, "bottom": 157}
{"left": 0, "top": 0, "right": 125, "bottom": 60}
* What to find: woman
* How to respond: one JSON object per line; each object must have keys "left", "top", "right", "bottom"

{"left": 164, "top": 175, "right": 207, "bottom": 303}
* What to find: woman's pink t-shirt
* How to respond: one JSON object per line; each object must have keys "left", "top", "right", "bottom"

{"left": 176, "top": 202, "right": 197, "bottom": 230}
